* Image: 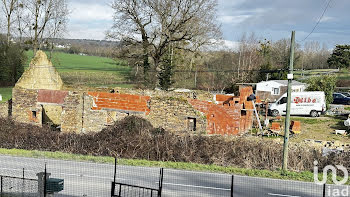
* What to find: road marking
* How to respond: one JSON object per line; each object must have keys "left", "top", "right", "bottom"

{"left": 58, "top": 172, "right": 125, "bottom": 181}
{"left": 0, "top": 167, "right": 124, "bottom": 181}
{"left": 160, "top": 182, "right": 230, "bottom": 191}
{"left": 268, "top": 193, "right": 301, "bottom": 197}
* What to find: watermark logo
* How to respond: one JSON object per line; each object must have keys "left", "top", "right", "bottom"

{"left": 314, "top": 160, "right": 348, "bottom": 185}
{"left": 314, "top": 161, "right": 349, "bottom": 196}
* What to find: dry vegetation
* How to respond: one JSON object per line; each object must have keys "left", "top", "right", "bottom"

{"left": 0, "top": 116, "right": 349, "bottom": 174}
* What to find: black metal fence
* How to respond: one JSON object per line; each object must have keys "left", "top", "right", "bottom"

{"left": 111, "top": 159, "right": 163, "bottom": 197}
{"left": 0, "top": 155, "right": 349, "bottom": 197}
{"left": 0, "top": 175, "right": 38, "bottom": 197}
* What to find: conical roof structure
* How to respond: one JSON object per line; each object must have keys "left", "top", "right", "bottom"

{"left": 15, "top": 50, "right": 63, "bottom": 90}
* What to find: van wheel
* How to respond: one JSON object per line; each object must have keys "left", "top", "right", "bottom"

{"left": 271, "top": 110, "right": 279, "bottom": 117}
{"left": 310, "top": 110, "right": 318, "bottom": 117}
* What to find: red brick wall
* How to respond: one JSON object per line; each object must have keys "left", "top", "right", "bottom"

{"left": 188, "top": 99, "right": 241, "bottom": 135}
{"left": 189, "top": 86, "right": 255, "bottom": 135}
{"left": 37, "top": 89, "right": 68, "bottom": 104}
{"left": 215, "top": 94, "right": 234, "bottom": 102}
{"left": 88, "top": 92, "right": 151, "bottom": 114}
{"left": 239, "top": 86, "right": 254, "bottom": 132}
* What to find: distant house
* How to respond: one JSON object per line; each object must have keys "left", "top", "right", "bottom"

{"left": 256, "top": 80, "right": 307, "bottom": 102}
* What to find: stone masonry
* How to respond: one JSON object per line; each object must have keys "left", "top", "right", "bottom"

{"left": 7, "top": 50, "right": 255, "bottom": 135}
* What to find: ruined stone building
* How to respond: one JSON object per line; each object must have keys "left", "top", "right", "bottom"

{"left": 0, "top": 51, "right": 255, "bottom": 135}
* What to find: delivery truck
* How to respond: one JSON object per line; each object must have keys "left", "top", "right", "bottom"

{"left": 269, "top": 91, "right": 326, "bottom": 117}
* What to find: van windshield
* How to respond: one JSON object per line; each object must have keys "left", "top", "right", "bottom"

{"left": 278, "top": 97, "right": 287, "bottom": 104}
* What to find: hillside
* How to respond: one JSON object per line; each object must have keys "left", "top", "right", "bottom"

{"left": 25, "top": 51, "right": 133, "bottom": 88}
{"left": 0, "top": 51, "right": 133, "bottom": 103}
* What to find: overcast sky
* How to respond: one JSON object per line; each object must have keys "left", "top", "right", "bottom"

{"left": 68, "top": 0, "right": 349, "bottom": 49}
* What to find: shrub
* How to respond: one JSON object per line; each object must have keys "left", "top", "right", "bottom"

{"left": 306, "top": 75, "right": 337, "bottom": 105}
{"left": 0, "top": 116, "right": 348, "bottom": 173}
{"left": 0, "top": 36, "right": 26, "bottom": 86}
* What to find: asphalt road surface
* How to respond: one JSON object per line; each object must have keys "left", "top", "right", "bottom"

{"left": 0, "top": 155, "right": 347, "bottom": 197}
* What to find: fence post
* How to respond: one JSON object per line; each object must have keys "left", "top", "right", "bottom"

{"left": 158, "top": 168, "right": 164, "bottom": 197}
{"left": 22, "top": 168, "right": 25, "bottom": 195}
{"left": 1, "top": 176, "right": 3, "bottom": 197}
{"left": 44, "top": 164, "right": 47, "bottom": 197}
{"left": 111, "top": 182, "right": 115, "bottom": 197}
{"left": 231, "top": 175, "right": 234, "bottom": 197}
{"left": 111, "top": 157, "right": 117, "bottom": 197}
{"left": 113, "top": 157, "right": 117, "bottom": 183}
{"left": 323, "top": 184, "right": 326, "bottom": 197}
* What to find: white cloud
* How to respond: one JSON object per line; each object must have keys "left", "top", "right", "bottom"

{"left": 205, "top": 39, "right": 240, "bottom": 51}
{"left": 221, "top": 40, "right": 240, "bottom": 51}
{"left": 69, "top": 2, "right": 113, "bottom": 21}
{"left": 218, "top": 15, "right": 251, "bottom": 24}
{"left": 319, "top": 16, "right": 335, "bottom": 23}
{"left": 66, "top": 1, "right": 113, "bottom": 40}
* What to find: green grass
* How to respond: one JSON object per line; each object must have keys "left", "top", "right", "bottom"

{"left": 25, "top": 50, "right": 133, "bottom": 87}
{"left": 345, "top": 107, "right": 350, "bottom": 111}
{"left": 290, "top": 117, "right": 331, "bottom": 124}
{"left": 0, "top": 87, "right": 12, "bottom": 103}
{"left": 0, "top": 148, "right": 346, "bottom": 184}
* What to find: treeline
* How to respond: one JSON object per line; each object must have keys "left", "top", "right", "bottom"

{"left": 115, "top": 33, "right": 333, "bottom": 92}
{"left": 105, "top": 0, "right": 346, "bottom": 91}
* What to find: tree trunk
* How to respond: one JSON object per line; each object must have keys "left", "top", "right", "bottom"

{"left": 7, "top": 16, "right": 11, "bottom": 45}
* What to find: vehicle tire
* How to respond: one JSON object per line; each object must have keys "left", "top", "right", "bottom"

{"left": 348, "top": 100, "right": 350, "bottom": 105}
{"left": 271, "top": 110, "right": 279, "bottom": 117}
{"left": 310, "top": 110, "right": 318, "bottom": 117}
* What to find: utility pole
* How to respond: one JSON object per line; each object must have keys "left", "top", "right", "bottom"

{"left": 282, "top": 31, "right": 295, "bottom": 172}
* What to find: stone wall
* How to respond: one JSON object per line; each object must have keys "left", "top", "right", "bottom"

{"left": 37, "top": 89, "right": 68, "bottom": 126}
{"left": 61, "top": 92, "right": 83, "bottom": 133}
{"left": 147, "top": 97, "right": 206, "bottom": 133}
{"left": 42, "top": 105, "right": 62, "bottom": 125}
{"left": 10, "top": 86, "right": 255, "bottom": 135}
{"left": 0, "top": 102, "right": 8, "bottom": 118}
{"left": 87, "top": 87, "right": 214, "bottom": 103}
{"left": 12, "top": 88, "right": 42, "bottom": 126}
{"left": 82, "top": 93, "right": 108, "bottom": 133}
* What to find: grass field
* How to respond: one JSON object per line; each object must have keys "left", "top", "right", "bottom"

{"left": 26, "top": 50, "right": 133, "bottom": 87}
{"left": 0, "top": 51, "right": 134, "bottom": 102}
{"left": 264, "top": 116, "right": 350, "bottom": 143}
{"left": 294, "top": 68, "right": 350, "bottom": 82}
{"left": 0, "top": 87, "right": 12, "bottom": 103}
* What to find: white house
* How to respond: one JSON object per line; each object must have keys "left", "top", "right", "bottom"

{"left": 256, "top": 80, "right": 307, "bottom": 101}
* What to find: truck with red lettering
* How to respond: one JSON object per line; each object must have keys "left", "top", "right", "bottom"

{"left": 269, "top": 91, "right": 326, "bottom": 117}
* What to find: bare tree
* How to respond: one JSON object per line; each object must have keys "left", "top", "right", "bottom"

{"left": 21, "top": 0, "right": 68, "bottom": 54}
{"left": 14, "top": 0, "right": 27, "bottom": 46}
{"left": 1, "top": 0, "right": 18, "bottom": 44}
{"left": 108, "top": 0, "right": 221, "bottom": 87}
{"left": 45, "top": 0, "right": 69, "bottom": 58}
{"left": 237, "top": 33, "right": 261, "bottom": 82}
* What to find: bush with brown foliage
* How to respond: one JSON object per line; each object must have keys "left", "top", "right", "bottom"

{"left": 0, "top": 116, "right": 349, "bottom": 173}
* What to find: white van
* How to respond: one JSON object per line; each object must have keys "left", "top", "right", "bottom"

{"left": 269, "top": 91, "right": 326, "bottom": 117}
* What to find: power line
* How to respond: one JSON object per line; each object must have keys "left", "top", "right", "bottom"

{"left": 300, "top": 0, "right": 333, "bottom": 42}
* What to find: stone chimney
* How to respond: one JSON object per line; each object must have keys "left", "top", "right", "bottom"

{"left": 15, "top": 50, "right": 63, "bottom": 90}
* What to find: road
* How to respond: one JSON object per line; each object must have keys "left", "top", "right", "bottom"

{"left": 0, "top": 155, "right": 347, "bottom": 197}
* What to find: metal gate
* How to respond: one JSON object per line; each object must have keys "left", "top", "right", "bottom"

{"left": 111, "top": 158, "right": 163, "bottom": 197}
